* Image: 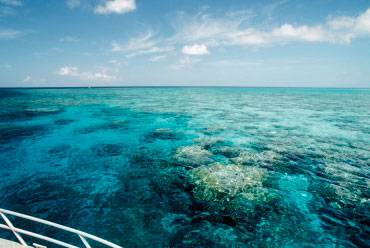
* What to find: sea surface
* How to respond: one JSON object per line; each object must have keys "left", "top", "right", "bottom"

{"left": 0, "top": 87, "right": 369, "bottom": 247}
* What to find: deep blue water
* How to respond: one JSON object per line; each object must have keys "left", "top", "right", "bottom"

{"left": 0, "top": 88, "right": 369, "bottom": 247}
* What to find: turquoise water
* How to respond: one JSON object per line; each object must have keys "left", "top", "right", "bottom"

{"left": 0, "top": 88, "right": 369, "bottom": 247}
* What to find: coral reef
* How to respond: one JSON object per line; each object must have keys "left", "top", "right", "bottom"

{"left": 231, "top": 150, "right": 282, "bottom": 166}
{"left": 193, "top": 137, "right": 225, "bottom": 148}
{"left": 174, "top": 145, "right": 213, "bottom": 167}
{"left": 200, "top": 126, "right": 226, "bottom": 135}
{"left": 147, "top": 128, "right": 179, "bottom": 140}
{"left": 189, "top": 162, "right": 276, "bottom": 215}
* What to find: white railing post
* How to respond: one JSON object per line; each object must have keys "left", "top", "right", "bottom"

{"left": 0, "top": 224, "right": 79, "bottom": 248}
{"left": 79, "top": 234, "right": 91, "bottom": 248}
{"left": 0, "top": 211, "right": 27, "bottom": 246}
{"left": 0, "top": 208, "right": 123, "bottom": 248}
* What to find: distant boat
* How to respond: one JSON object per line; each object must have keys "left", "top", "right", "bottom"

{"left": 88, "top": 86, "right": 91, "bottom": 89}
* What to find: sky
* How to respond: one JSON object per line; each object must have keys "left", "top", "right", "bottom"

{"left": 0, "top": 0, "right": 369, "bottom": 87}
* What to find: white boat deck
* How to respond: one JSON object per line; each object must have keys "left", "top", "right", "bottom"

{"left": 0, "top": 238, "right": 30, "bottom": 248}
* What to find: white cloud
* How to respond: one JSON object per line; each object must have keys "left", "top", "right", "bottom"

{"left": 108, "top": 59, "right": 123, "bottom": 66}
{"left": 22, "top": 75, "right": 31, "bottom": 82}
{"left": 170, "top": 11, "right": 249, "bottom": 46}
{"left": 169, "top": 56, "right": 200, "bottom": 70}
{"left": 150, "top": 55, "right": 167, "bottom": 62}
{"left": 325, "top": 8, "right": 370, "bottom": 43}
{"left": 56, "top": 66, "right": 117, "bottom": 81}
{"left": 135, "top": 46, "right": 174, "bottom": 55}
{"left": 171, "top": 7, "right": 370, "bottom": 48}
{"left": 56, "top": 66, "right": 79, "bottom": 77}
{"left": 112, "top": 31, "right": 156, "bottom": 52}
{"left": 66, "top": 0, "right": 81, "bottom": 9}
{"left": 59, "top": 36, "right": 79, "bottom": 42}
{"left": 0, "top": 0, "right": 22, "bottom": 6}
{"left": 328, "top": 16, "right": 356, "bottom": 30}
{"left": 52, "top": 47, "right": 63, "bottom": 52}
{"left": 0, "top": 29, "right": 24, "bottom": 39}
{"left": 0, "top": 7, "right": 15, "bottom": 16}
{"left": 172, "top": 12, "right": 328, "bottom": 46}
{"left": 57, "top": 66, "right": 118, "bottom": 81}
{"left": 94, "top": 0, "right": 135, "bottom": 15}
{"left": 80, "top": 71, "right": 115, "bottom": 81}
{"left": 354, "top": 8, "right": 370, "bottom": 33}
{"left": 182, "top": 44, "right": 210, "bottom": 55}
{"left": 111, "top": 31, "right": 174, "bottom": 57}
{"left": 0, "top": 0, "right": 22, "bottom": 16}
{"left": 271, "top": 24, "right": 327, "bottom": 42}
{"left": 226, "top": 29, "right": 269, "bottom": 46}
{"left": 326, "top": 8, "right": 370, "bottom": 34}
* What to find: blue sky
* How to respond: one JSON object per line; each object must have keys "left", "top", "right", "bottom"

{"left": 0, "top": 0, "right": 369, "bottom": 87}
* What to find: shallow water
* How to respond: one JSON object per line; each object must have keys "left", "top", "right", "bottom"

{"left": 0, "top": 87, "right": 369, "bottom": 247}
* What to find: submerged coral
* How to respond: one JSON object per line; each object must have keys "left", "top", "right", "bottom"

{"left": 0, "top": 124, "right": 49, "bottom": 145}
{"left": 147, "top": 128, "right": 179, "bottom": 140}
{"left": 323, "top": 183, "right": 363, "bottom": 209}
{"left": 189, "top": 162, "right": 276, "bottom": 215}
{"left": 182, "top": 220, "right": 242, "bottom": 247}
{"left": 213, "top": 146, "right": 242, "bottom": 158}
{"left": 200, "top": 126, "right": 226, "bottom": 135}
{"left": 91, "top": 143, "right": 125, "bottom": 157}
{"left": 190, "top": 163, "right": 264, "bottom": 196}
{"left": 174, "top": 145, "right": 213, "bottom": 167}
{"left": 324, "top": 162, "right": 368, "bottom": 186}
{"left": 48, "top": 144, "right": 73, "bottom": 159}
{"left": 75, "top": 120, "right": 129, "bottom": 134}
{"left": 231, "top": 150, "right": 282, "bottom": 167}
{"left": 193, "top": 137, "right": 225, "bottom": 148}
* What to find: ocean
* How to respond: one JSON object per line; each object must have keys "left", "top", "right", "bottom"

{"left": 0, "top": 87, "right": 369, "bottom": 247}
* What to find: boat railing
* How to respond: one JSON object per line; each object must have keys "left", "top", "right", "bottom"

{"left": 0, "top": 208, "right": 122, "bottom": 248}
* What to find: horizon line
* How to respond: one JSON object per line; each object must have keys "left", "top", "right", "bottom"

{"left": 0, "top": 86, "right": 369, "bottom": 89}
